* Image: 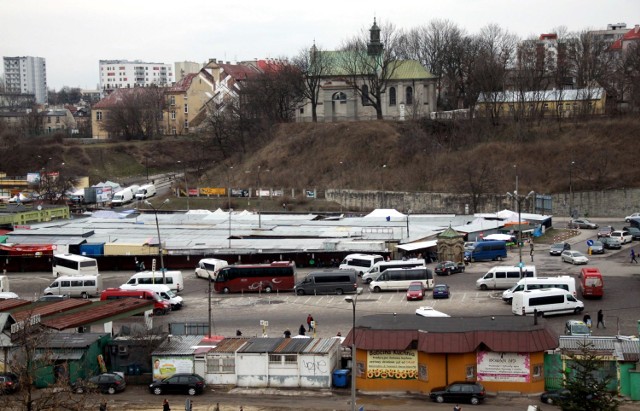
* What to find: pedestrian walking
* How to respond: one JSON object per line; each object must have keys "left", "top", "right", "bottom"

{"left": 453, "top": 404, "right": 462, "bottom": 411}
{"left": 99, "top": 400, "right": 108, "bottom": 411}
{"left": 299, "top": 324, "right": 306, "bottom": 336}
{"left": 631, "top": 248, "right": 638, "bottom": 263}
{"left": 307, "top": 314, "right": 314, "bottom": 331}
{"left": 162, "top": 398, "right": 171, "bottom": 411}
{"left": 597, "top": 309, "right": 605, "bottom": 328}
{"left": 529, "top": 242, "right": 534, "bottom": 262}
{"left": 583, "top": 313, "right": 592, "bottom": 328}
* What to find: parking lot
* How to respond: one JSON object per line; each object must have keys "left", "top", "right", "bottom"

{"left": 6, "top": 217, "right": 639, "bottom": 340}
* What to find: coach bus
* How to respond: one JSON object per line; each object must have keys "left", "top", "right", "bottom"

{"left": 52, "top": 253, "right": 99, "bottom": 277}
{"left": 213, "top": 261, "right": 296, "bottom": 293}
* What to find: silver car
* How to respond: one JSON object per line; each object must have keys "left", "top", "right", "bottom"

{"left": 561, "top": 250, "right": 589, "bottom": 265}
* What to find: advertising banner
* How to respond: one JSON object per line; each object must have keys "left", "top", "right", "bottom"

{"left": 153, "top": 357, "right": 194, "bottom": 380}
{"left": 366, "top": 350, "right": 418, "bottom": 380}
{"left": 200, "top": 187, "right": 225, "bottom": 196}
{"left": 477, "top": 351, "right": 530, "bottom": 382}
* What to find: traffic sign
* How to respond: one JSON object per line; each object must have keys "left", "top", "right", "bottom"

{"left": 587, "top": 239, "right": 594, "bottom": 246}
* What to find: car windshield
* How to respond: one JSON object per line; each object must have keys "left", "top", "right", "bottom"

{"left": 571, "top": 323, "right": 590, "bottom": 334}
{"left": 408, "top": 284, "right": 422, "bottom": 291}
{"left": 593, "top": 241, "right": 603, "bottom": 246}
{"left": 434, "top": 285, "right": 447, "bottom": 291}
{"left": 572, "top": 252, "right": 584, "bottom": 257}
{"left": 552, "top": 243, "right": 563, "bottom": 249}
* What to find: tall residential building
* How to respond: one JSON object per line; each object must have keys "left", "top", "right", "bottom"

{"left": 3, "top": 56, "right": 48, "bottom": 104}
{"left": 99, "top": 60, "right": 174, "bottom": 92}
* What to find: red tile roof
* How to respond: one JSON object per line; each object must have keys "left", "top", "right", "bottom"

{"left": 0, "top": 298, "right": 32, "bottom": 311}
{"left": 93, "top": 87, "right": 159, "bottom": 109}
{"left": 41, "top": 299, "right": 153, "bottom": 330}
{"left": 167, "top": 73, "right": 199, "bottom": 93}
{"left": 219, "top": 63, "right": 261, "bottom": 81}
{"left": 10, "top": 299, "right": 91, "bottom": 322}
{"left": 611, "top": 25, "right": 640, "bottom": 50}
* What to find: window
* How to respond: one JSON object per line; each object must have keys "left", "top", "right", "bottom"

{"left": 184, "top": 104, "right": 188, "bottom": 114}
{"left": 533, "top": 364, "right": 543, "bottom": 379}
{"left": 406, "top": 86, "right": 413, "bottom": 105}
{"left": 332, "top": 92, "right": 347, "bottom": 104}
{"left": 299, "top": 107, "right": 304, "bottom": 114}
{"left": 389, "top": 87, "right": 396, "bottom": 106}
{"left": 465, "top": 365, "right": 476, "bottom": 380}
{"left": 361, "top": 85, "right": 369, "bottom": 105}
{"left": 171, "top": 111, "right": 176, "bottom": 120}
{"left": 184, "top": 120, "right": 189, "bottom": 129}
{"left": 418, "top": 364, "right": 428, "bottom": 381}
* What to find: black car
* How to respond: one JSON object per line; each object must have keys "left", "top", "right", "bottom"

{"left": 549, "top": 242, "right": 570, "bottom": 256}
{"left": 429, "top": 381, "right": 486, "bottom": 405}
{"left": 149, "top": 373, "right": 205, "bottom": 396}
{"left": 540, "top": 388, "right": 570, "bottom": 404}
{"left": 0, "top": 372, "right": 20, "bottom": 394}
{"left": 73, "top": 373, "right": 126, "bottom": 394}
{"left": 623, "top": 226, "right": 640, "bottom": 240}
{"left": 434, "top": 261, "right": 465, "bottom": 276}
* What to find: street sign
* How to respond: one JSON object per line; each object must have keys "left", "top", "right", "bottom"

{"left": 587, "top": 239, "right": 594, "bottom": 246}
{"left": 518, "top": 262, "right": 524, "bottom": 268}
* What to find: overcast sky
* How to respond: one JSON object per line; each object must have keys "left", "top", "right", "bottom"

{"left": 1, "top": 0, "right": 636, "bottom": 90}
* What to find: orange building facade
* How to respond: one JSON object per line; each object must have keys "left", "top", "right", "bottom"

{"left": 345, "top": 314, "right": 557, "bottom": 394}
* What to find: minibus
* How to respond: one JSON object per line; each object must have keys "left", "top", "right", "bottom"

{"left": 339, "top": 254, "right": 384, "bottom": 276}
{"left": 464, "top": 240, "right": 507, "bottom": 262}
{"left": 579, "top": 267, "right": 604, "bottom": 299}
{"left": 294, "top": 270, "right": 358, "bottom": 295}
{"left": 362, "top": 259, "right": 426, "bottom": 283}
{"left": 512, "top": 288, "right": 584, "bottom": 317}
{"left": 125, "top": 270, "right": 184, "bottom": 293}
{"left": 502, "top": 276, "right": 576, "bottom": 303}
{"left": 369, "top": 267, "right": 434, "bottom": 292}
{"left": 43, "top": 275, "right": 102, "bottom": 298}
{"left": 52, "top": 253, "right": 99, "bottom": 277}
{"left": 476, "top": 265, "right": 537, "bottom": 290}
{"left": 195, "top": 258, "right": 229, "bottom": 280}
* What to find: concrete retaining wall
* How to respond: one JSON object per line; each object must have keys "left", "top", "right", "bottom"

{"left": 326, "top": 188, "right": 640, "bottom": 217}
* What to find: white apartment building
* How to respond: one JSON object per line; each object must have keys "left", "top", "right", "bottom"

{"left": 99, "top": 60, "right": 174, "bottom": 92}
{"left": 3, "top": 56, "right": 48, "bottom": 104}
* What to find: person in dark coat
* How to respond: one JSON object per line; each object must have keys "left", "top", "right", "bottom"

{"left": 298, "top": 324, "right": 306, "bottom": 336}
{"left": 163, "top": 399, "right": 171, "bottom": 411}
{"left": 597, "top": 309, "right": 605, "bottom": 328}
{"left": 283, "top": 329, "right": 291, "bottom": 338}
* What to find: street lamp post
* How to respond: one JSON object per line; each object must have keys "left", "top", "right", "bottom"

{"left": 506, "top": 189, "right": 535, "bottom": 277}
{"left": 177, "top": 160, "right": 189, "bottom": 211}
{"left": 227, "top": 166, "right": 233, "bottom": 211}
{"left": 569, "top": 160, "right": 575, "bottom": 218}
{"left": 344, "top": 287, "right": 363, "bottom": 411}
{"left": 144, "top": 199, "right": 170, "bottom": 285}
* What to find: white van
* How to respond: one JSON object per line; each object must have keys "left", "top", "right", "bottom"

{"left": 512, "top": 288, "right": 584, "bottom": 316}
{"left": 369, "top": 267, "right": 434, "bottom": 292}
{"left": 111, "top": 185, "right": 139, "bottom": 206}
{"left": 476, "top": 265, "right": 537, "bottom": 290}
{"left": 339, "top": 254, "right": 384, "bottom": 276}
{"left": 119, "top": 283, "right": 183, "bottom": 309}
{"left": 502, "top": 276, "right": 576, "bottom": 303}
{"left": 362, "top": 259, "right": 426, "bottom": 284}
{"left": 195, "top": 258, "right": 229, "bottom": 280}
{"left": 125, "top": 270, "right": 184, "bottom": 292}
{"left": 43, "top": 275, "right": 103, "bottom": 298}
{"left": 135, "top": 184, "right": 157, "bottom": 200}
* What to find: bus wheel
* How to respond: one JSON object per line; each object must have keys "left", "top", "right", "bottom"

{"left": 81, "top": 292, "right": 88, "bottom": 299}
{"left": 222, "top": 287, "right": 230, "bottom": 294}
{"left": 296, "top": 289, "right": 305, "bottom": 296}
{"left": 264, "top": 285, "right": 273, "bottom": 293}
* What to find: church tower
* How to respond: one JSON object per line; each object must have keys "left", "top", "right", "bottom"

{"left": 367, "top": 18, "right": 384, "bottom": 56}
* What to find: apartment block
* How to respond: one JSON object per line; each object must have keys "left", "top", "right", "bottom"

{"left": 99, "top": 60, "right": 174, "bottom": 91}
{"left": 3, "top": 56, "right": 48, "bottom": 104}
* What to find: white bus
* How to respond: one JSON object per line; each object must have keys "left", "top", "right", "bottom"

{"left": 52, "top": 253, "right": 99, "bottom": 278}
{"left": 512, "top": 288, "right": 584, "bottom": 317}
{"left": 369, "top": 267, "right": 434, "bottom": 292}
{"left": 362, "top": 259, "right": 426, "bottom": 283}
{"left": 502, "top": 276, "right": 577, "bottom": 303}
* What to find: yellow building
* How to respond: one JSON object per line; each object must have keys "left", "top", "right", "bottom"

{"left": 344, "top": 314, "right": 558, "bottom": 395}
{"left": 476, "top": 87, "right": 607, "bottom": 118}
{"left": 164, "top": 70, "right": 215, "bottom": 135}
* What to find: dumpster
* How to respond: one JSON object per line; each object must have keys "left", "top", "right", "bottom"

{"left": 332, "top": 369, "right": 350, "bottom": 388}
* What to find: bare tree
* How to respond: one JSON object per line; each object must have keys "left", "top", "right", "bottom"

{"left": 292, "top": 45, "right": 334, "bottom": 122}
{"left": 339, "top": 19, "right": 402, "bottom": 120}
{"left": 102, "top": 87, "right": 166, "bottom": 140}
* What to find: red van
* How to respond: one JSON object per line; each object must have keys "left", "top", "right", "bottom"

{"left": 100, "top": 288, "right": 170, "bottom": 315}
{"left": 579, "top": 267, "right": 604, "bottom": 299}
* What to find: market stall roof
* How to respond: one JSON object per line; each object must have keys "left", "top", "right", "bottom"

{"left": 396, "top": 240, "right": 438, "bottom": 251}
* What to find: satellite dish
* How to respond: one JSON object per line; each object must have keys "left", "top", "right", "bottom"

{"left": 37, "top": 205, "right": 42, "bottom": 211}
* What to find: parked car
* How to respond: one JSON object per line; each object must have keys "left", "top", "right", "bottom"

{"left": 549, "top": 242, "right": 570, "bottom": 256}
{"left": 406, "top": 281, "right": 426, "bottom": 301}
{"left": 434, "top": 261, "right": 465, "bottom": 276}
{"left": 565, "top": 320, "right": 591, "bottom": 336}
{"left": 37, "top": 294, "right": 69, "bottom": 302}
{"left": 570, "top": 218, "right": 598, "bottom": 229}
{"left": 149, "top": 373, "right": 205, "bottom": 396}
{"left": 623, "top": 226, "right": 640, "bottom": 240}
{"left": 625, "top": 212, "right": 640, "bottom": 222}
{"left": 429, "top": 381, "right": 486, "bottom": 405}
{"left": 589, "top": 240, "right": 604, "bottom": 254}
{"left": 0, "top": 372, "right": 20, "bottom": 394}
{"left": 432, "top": 284, "right": 451, "bottom": 299}
{"left": 610, "top": 230, "right": 633, "bottom": 244}
{"left": 597, "top": 226, "right": 615, "bottom": 238}
{"left": 73, "top": 373, "right": 126, "bottom": 394}
{"left": 540, "top": 388, "right": 571, "bottom": 404}
{"left": 561, "top": 250, "right": 589, "bottom": 265}
{"left": 600, "top": 236, "right": 622, "bottom": 249}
